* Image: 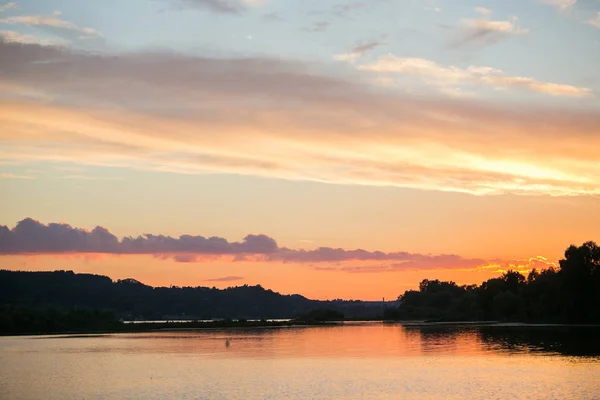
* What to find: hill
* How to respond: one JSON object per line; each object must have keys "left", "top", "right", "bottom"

{"left": 0, "top": 270, "right": 392, "bottom": 320}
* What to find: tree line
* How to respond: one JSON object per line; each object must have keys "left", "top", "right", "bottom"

{"left": 0, "top": 270, "right": 385, "bottom": 323}
{"left": 385, "top": 241, "right": 600, "bottom": 323}
{"left": 1, "top": 241, "right": 597, "bottom": 330}
{"left": 0, "top": 306, "right": 122, "bottom": 335}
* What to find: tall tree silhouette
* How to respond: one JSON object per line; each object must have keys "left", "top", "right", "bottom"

{"left": 559, "top": 241, "right": 600, "bottom": 322}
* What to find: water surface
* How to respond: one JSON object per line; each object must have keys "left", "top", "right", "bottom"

{"left": 1, "top": 323, "right": 599, "bottom": 399}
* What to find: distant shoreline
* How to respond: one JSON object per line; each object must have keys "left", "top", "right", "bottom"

{"left": 0, "top": 319, "right": 342, "bottom": 337}
{"left": 4, "top": 319, "right": 600, "bottom": 338}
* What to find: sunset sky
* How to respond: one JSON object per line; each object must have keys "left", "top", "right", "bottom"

{"left": 1, "top": 0, "right": 599, "bottom": 300}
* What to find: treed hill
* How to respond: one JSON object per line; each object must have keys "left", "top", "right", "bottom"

{"left": 0, "top": 270, "right": 390, "bottom": 320}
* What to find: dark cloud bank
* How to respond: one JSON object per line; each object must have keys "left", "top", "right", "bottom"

{"left": 0, "top": 218, "right": 488, "bottom": 270}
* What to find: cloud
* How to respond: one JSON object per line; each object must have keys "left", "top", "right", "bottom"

{"left": 0, "top": 218, "right": 553, "bottom": 273}
{"left": 205, "top": 276, "right": 245, "bottom": 282}
{"left": 0, "top": 40, "right": 599, "bottom": 197}
{"left": 453, "top": 12, "right": 529, "bottom": 47}
{"left": 588, "top": 12, "right": 600, "bottom": 29}
{"left": 326, "top": 255, "right": 557, "bottom": 274}
{"left": 268, "top": 247, "right": 488, "bottom": 269}
{"left": 0, "top": 172, "right": 33, "bottom": 179}
{"left": 474, "top": 7, "right": 492, "bottom": 16}
{"left": 333, "top": 41, "right": 385, "bottom": 62}
{"left": 173, "top": 254, "right": 204, "bottom": 262}
{"left": 425, "top": 6, "right": 441, "bottom": 13}
{"left": 0, "top": 80, "right": 54, "bottom": 101}
{"left": 170, "top": 0, "right": 263, "bottom": 14}
{"left": 330, "top": 1, "right": 369, "bottom": 18}
{"left": 60, "top": 174, "right": 122, "bottom": 180}
{"left": 0, "top": 30, "right": 64, "bottom": 46}
{"left": 476, "top": 256, "right": 558, "bottom": 274}
{"left": 439, "top": 87, "right": 476, "bottom": 98}
{"left": 357, "top": 56, "right": 591, "bottom": 98}
{"left": 0, "top": 218, "right": 279, "bottom": 255}
{"left": 0, "top": 14, "right": 102, "bottom": 39}
{"left": 308, "top": 1, "right": 386, "bottom": 20}
{"left": 304, "top": 21, "right": 329, "bottom": 32}
{"left": 0, "top": 2, "right": 16, "bottom": 13}
{"left": 538, "top": 0, "right": 577, "bottom": 11}
{"left": 239, "top": 0, "right": 265, "bottom": 6}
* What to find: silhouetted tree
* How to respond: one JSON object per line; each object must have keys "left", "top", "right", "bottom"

{"left": 559, "top": 241, "right": 600, "bottom": 323}
{"left": 387, "top": 242, "right": 600, "bottom": 324}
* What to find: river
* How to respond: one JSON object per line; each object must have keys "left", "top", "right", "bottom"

{"left": 1, "top": 322, "right": 599, "bottom": 399}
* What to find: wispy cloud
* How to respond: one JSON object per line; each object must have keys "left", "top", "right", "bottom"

{"left": 170, "top": 0, "right": 264, "bottom": 14}
{"left": 474, "top": 7, "right": 492, "bottom": 16}
{"left": 538, "top": 0, "right": 577, "bottom": 11}
{"left": 439, "top": 87, "right": 477, "bottom": 98}
{"left": 331, "top": 1, "right": 368, "bottom": 18}
{"left": 326, "top": 255, "right": 557, "bottom": 274}
{"left": 308, "top": 1, "right": 386, "bottom": 20}
{"left": 0, "top": 80, "right": 53, "bottom": 101}
{"left": 0, "top": 172, "right": 33, "bottom": 179}
{"left": 588, "top": 12, "right": 600, "bottom": 29}
{"left": 0, "top": 218, "right": 557, "bottom": 273}
{"left": 0, "top": 41, "right": 599, "bottom": 197}
{"left": 0, "top": 2, "right": 16, "bottom": 14}
{"left": 60, "top": 174, "right": 122, "bottom": 180}
{"left": 453, "top": 9, "right": 529, "bottom": 47}
{"left": 0, "top": 14, "right": 102, "bottom": 39}
{"left": 333, "top": 40, "right": 385, "bottom": 62}
{"left": 357, "top": 56, "right": 591, "bottom": 98}
{"left": 304, "top": 21, "right": 329, "bottom": 32}
{"left": 205, "top": 276, "right": 245, "bottom": 282}
{"left": 0, "top": 30, "right": 64, "bottom": 46}
{"left": 425, "top": 6, "right": 441, "bottom": 13}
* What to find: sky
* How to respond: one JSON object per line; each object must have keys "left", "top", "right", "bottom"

{"left": 1, "top": 0, "right": 599, "bottom": 300}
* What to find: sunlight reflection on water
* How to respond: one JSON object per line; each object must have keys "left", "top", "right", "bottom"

{"left": 1, "top": 323, "right": 599, "bottom": 399}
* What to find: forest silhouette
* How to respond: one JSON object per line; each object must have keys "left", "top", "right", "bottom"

{"left": 384, "top": 241, "right": 600, "bottom": 323}
{"left": 1, "top": 241, "right": 599, "bottom": 335}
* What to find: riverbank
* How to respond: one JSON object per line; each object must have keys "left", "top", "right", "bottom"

{"left": 6, "top": 318, "right": 600, "bottom": 337}
{"left": 0, "top": 318, "right": 345, "bottom": 337}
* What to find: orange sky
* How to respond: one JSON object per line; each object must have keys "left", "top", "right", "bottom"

{"left": 0, "top": 241, "right": 563, "bottom": 301}
{"left": 1, "top": 4, "right": 600, "bottom": 300}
